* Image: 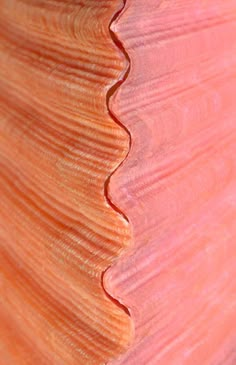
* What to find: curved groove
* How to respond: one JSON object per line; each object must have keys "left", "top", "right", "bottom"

{"left": 105, "top": 0, "right": 131, "bottom": 223}
{"left": 103, "top": 0, "right": 132, "bottom": 316}
{"left": 101, "top": 268, "right": 130, "bottom": 316}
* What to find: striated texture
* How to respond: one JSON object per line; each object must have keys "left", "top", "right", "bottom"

{"left": 0, "top": 1, "right": 132, "bottom": 364}
{"left": 107, "top": 0, "right": 236, "bottom": 364}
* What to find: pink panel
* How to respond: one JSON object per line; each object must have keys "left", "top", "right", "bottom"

{"left": 106, "top": 1, "right": 236, "bottom": 364}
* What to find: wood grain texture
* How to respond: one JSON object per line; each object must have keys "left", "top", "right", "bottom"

{"left": 106, "top": 0, "right": 236, "bottom": 364}
{"left": 0, "top": 1, "right": 132, "bottom": 364}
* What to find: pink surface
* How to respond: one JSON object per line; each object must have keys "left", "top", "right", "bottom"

{"left": 105, "top": 1, "right": 236, "bottom": 364}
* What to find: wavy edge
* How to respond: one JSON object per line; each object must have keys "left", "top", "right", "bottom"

{"left": 102, "top": 0, "right": 133, "bottom": 351}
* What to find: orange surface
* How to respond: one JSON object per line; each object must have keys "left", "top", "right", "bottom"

{"left": 1, "top": 1, "right": 236, "bottom": 364}
{"left": 0, "top": 1, "right": 131, "bottom": 364}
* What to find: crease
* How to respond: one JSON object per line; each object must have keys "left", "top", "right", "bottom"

{"left": 104, "top": 0, "right": 131, "bottom": 223}
{"left": 102, "top": 0, "right": 132, "bottom": 329}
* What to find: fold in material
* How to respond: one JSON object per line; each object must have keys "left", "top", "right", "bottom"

{"left": 1, "top": 1, "right": 236, "bottom": 364}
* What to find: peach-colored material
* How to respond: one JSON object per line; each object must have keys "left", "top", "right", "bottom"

{"left": 1, "top": 0, "right": 236, "bottom": 364}
{"left": 107, "top": 0, "right": 236, "bottom": 364}
{"left": 0, "top": 1, "right": 132, "bottom": 364}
